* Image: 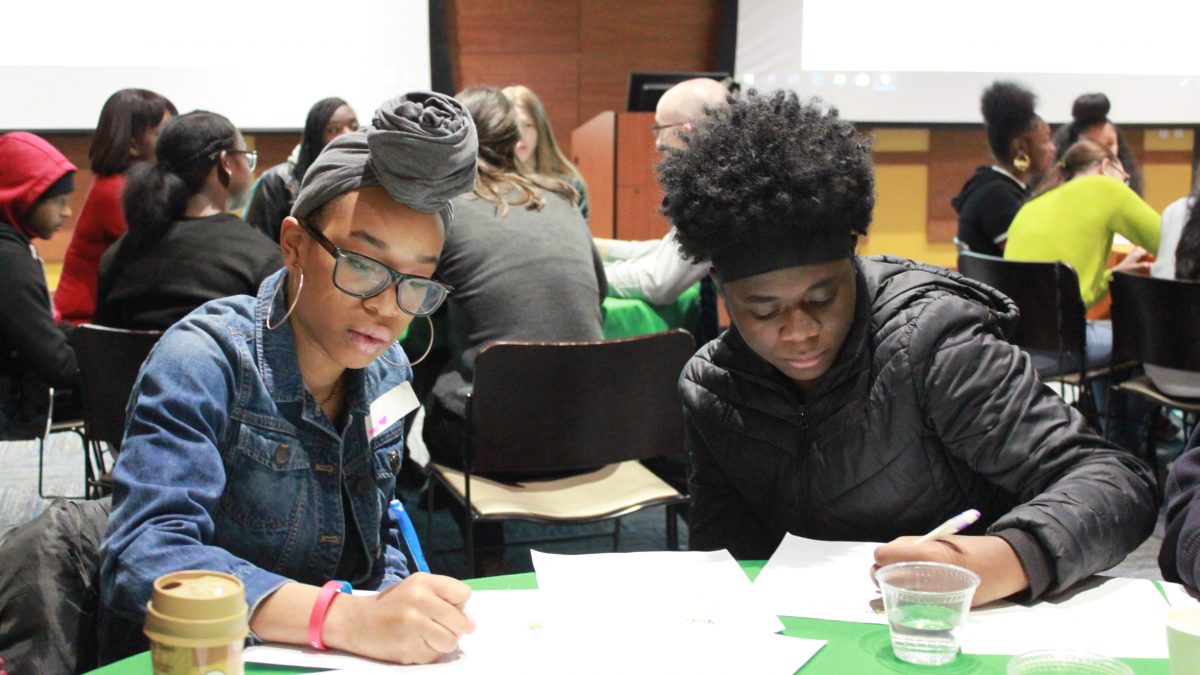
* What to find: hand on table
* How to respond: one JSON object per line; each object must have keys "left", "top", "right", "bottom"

{"left": 872, "top": 534, "right": 1029, "bottom": 607}
{"left": 1113, "top": 246, "right": 1152, "bottom": 275}
{"left": 326, "top": 572, "right": 475, "bottom": 664}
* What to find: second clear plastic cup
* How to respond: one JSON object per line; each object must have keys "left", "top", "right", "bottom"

{"left": 1006, "top": 649, "right": 1134, "bottom": 674}
{"left": 876, "top": 561, "right": 980, "bottom": 666}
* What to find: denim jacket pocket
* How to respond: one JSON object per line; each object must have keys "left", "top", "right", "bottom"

{"left": 219, "top": 424, "right": 311, "bottom": 533}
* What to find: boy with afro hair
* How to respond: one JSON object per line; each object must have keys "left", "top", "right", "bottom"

{"left": 663, "top": 90, "right": 1155, "bottom": 606}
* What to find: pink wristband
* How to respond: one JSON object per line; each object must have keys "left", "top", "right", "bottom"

{"left": 308, "top": 580, "right": 352, "bottom": 650}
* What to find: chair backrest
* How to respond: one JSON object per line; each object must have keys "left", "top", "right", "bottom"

{"left": 957, "top": 251, "right": 1087, "bottom": 356}
{"left": 1111, "top": 271, "right": 1200, "bottom": 371}
{"left": 69, "top": 325, "right": 162, "bottom": 449}
{"left": 466, "top": 329, "right": 696, "bottom": 474}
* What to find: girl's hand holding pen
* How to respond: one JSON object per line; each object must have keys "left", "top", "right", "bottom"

{"left": 871, "top": 534, "right": 1030, "bottom": 607}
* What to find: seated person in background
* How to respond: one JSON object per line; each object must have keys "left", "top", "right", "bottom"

{"left": 245, "top": 97, "right": 358, "bottom": 241}
{"left": 98, "top": 92, "right": 480, "bottom": 664}
{"left": 503, "top": 85, "right": 589, "bottom": 221}
{"left": 94, "top": 111, "right": 283, "bottom": 330}
{"left": 1163, "top": 426, "right": 1200, "bottom": 593}
{"left": 425, "top": 85, "right": 605, "bottom": 465}
{"left": 952, "top": 81, "right": 1056, "bottom": 256}
{"left": 664, "top": 90, "right": 1157, "bottom": 607}
{"left": 1004, "top": 139, "right": 1159, "bottom": 369}
{"left": 422, "top": 86, "right": 605, "bottom": 571}
{"left": 595, "top": 77, "right": 728, "bottom": 306}
{"left": 1052, "top": 92, "right": 1143, "bottom": 196}
{"left": 1147, "top": 189, "right": 1200, "bottom": 398}
{"left": 1153, "top": 182, "right": 1198, "bottom": 280}
{"left": 54, "top": 88, "right": 176, "bottom": 324}
{"left": 0, "top": 132, "right": 80, "bottom": 438}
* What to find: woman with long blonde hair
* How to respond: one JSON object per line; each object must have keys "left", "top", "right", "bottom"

{"left": 502, "top": 84, "right": 589, "bottom": 220}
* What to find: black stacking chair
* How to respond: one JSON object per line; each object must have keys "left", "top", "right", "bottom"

{"left": 425, "top": 329, "right": 695, "bottom": 576}
{"left": 957, "top": 252, "right": 1114, "bottom": 426}
{"left": 69, "top": 325, "right": 162, "bottom": 498}
{"left": 1110, "top": 271, "right": 1200, "bottom": 468}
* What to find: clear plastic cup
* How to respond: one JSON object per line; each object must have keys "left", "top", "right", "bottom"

{"left": 875, "top": 561, "right": 980, "bottom": 666}
{"left": 1006, "top": 649, "right": 1134, "bottom": 674}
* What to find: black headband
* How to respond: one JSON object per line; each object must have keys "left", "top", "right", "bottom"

{"left": 711, "top": 233, "right": 858, "bottom": 283}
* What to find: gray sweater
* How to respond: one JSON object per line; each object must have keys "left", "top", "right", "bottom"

{"left": 431, "top": 190, "right": 606, "bottom": 418}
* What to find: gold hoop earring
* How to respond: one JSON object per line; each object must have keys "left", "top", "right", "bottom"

{"left": 265, "top": 265, "right": 304, "bottom": 330}
{"left": 1012, "top": 152, "right": 1031, "bottom": 173}
{"left": 382, "top": 315, "right": 435, "bottom": 367}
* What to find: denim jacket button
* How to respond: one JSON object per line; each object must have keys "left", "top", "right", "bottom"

{"left": 357, "top": 477, "right": 373, "bottom": 495}
{"left": 273, "top": 443, "right": 290, "bottom": 466}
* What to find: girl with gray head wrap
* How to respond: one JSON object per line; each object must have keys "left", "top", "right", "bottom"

{"left": 292, "top": 91, "right": 478, "bottom": 228}
{"left": 97, "top": 92, "right": 482, "bottom": 666}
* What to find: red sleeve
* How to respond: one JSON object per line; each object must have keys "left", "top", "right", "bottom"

{"left": 53, "top": 174, "right": 129, "bottom": 324}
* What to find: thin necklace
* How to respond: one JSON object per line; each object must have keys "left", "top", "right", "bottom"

{"left": 320, "top": 374, "right": 342, "bottom": 406}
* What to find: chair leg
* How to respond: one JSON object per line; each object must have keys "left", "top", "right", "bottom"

{"left": 38, "top": 437, "right": 48, "bottom": 499}
{"left": 666, "top": 504, "right": 679, "bottom": 551}
{"left": 612, "top": 518, "right": 621, "bottom": 552}
{"left": 464, "top": 513, "right": 475, "bottom": 579}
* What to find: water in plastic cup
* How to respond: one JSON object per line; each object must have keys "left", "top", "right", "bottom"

{"left": 876, "top": 561, "right": 980, "bottom": 666}
{"left": 1006, "top": 649, "right": 1134, "bottom": 674}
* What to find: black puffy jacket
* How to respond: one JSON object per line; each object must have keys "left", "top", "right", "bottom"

{"left": 681, "top": 255, "right": 1156, "bottom": 600}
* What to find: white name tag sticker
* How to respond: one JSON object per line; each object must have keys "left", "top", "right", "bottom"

{"left": 367, "top": 381, "right": 419, "bottom": 441}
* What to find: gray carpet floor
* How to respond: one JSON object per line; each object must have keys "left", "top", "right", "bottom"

{"left": 0, "top": 429, "right": 1177, "bottom": 581}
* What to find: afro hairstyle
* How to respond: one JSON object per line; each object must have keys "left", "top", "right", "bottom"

{"left": 981, "top": 81, "right": 1040, "bottom": 162}
{"left": 656, "top": 89, "right": 874, "bottom": 265}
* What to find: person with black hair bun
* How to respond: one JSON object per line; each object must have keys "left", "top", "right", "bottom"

{"left": 54, "top": 88, "right": 176, "bottom": 324}
{"left": 94, "top": 111, "right": 283, "bottom": 330}
{"left": 245, "top": 97, "right": 359, "bottom": 241}
{"left": 663, "top": 89, "right": 1155, "bottom": 607}
{"left": 1052, "top": 92, "right": 1143, "bottom": 196}
{"left": 952, "top": 81, "right": 1056, "bottom": 255}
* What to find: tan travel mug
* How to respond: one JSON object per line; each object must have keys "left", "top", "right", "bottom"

{"left": 144, "top": 571, "right": 248, "bottom": 675}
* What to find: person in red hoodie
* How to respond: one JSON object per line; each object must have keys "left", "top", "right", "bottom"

{"left": 53, "top": 89, "right": 176, "bottom": 324}
{"left": 0, "top": 132, "right": 80, "bottom": 440}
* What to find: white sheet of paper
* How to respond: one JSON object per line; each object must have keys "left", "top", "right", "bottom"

{"left": 961, "top": 577, "right": 1200, "bottom": 659}
{"left": 245, "top": 589, "right": 824, "bottom": 674}
{"left": 753, "top": 533, "right": 1200, "bottom": 659}
{"left": 531, "top": 548, "right": 786, "bottom": 635}
{"left": 752, "top": 534, "right": 889, "bottom": 624}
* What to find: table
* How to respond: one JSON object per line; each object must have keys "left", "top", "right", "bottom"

{"left": 87, "top": 562, "right": 1167, "bottom": 674}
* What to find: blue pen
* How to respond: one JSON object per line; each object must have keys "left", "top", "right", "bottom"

{"left": 389, "top": 499, "right": 430, "bottom": 574}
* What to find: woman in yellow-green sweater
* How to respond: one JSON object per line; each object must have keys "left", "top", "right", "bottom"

{"left": 1006, "top": 139, "right": 1160, "bottom": 311}
{"left": 1005, "top": 139, "right": 1159, "bottom": 451}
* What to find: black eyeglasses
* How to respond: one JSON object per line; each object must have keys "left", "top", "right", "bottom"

{"left": 296, "top": 217, "right": 452, "bottom": 316}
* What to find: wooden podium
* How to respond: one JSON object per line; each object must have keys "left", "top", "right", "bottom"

{"left": 571, "top": 111, "right": 673, "bottom": 241}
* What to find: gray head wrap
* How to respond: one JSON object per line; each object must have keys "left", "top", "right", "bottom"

{"left": 291, "top": 91, "right": 478, "bottom": 227}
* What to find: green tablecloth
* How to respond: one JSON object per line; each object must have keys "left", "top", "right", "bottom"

{"left": 601, "top": 283, "right": 701, "bottom": 339}
{"left": 87, "top": 562, "right": 1167, "bottom": 674}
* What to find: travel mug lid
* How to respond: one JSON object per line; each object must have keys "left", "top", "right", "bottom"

{"left": 144, "top": 571, "right": 248, "bottom": 646}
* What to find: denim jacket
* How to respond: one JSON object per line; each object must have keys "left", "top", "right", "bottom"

{"left": 98, "top": 269, "right": 412, "bottom": 659}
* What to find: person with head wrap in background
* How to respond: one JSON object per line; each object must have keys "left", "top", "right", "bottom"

{"left": 0, "top": 132, "right": 80, "bottom": 439}
{"left": 245, "top": 97, "right": 359, "bottom": 241}
{"left": 952, "top": 81, "right": 1056, "bottom": 255}
{"left": 97, "top": 92, "right": 479, "bottom": 665}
